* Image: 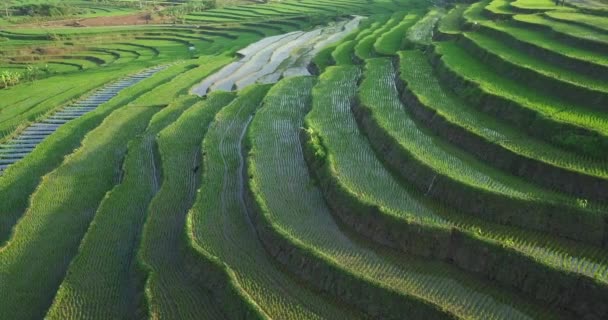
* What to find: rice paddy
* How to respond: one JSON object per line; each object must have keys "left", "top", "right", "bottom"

{"left": 1, "top": 0, "right": 607, "bottom": 318}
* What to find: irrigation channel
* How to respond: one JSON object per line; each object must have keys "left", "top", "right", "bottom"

{"left": 191, "top": 16, "right": 363, "bottom": 96}
{"left": 0, "top": 66, "right": 167, "bottom": 174}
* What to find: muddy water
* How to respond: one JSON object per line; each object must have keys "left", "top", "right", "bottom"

{"left": 191, "top": 16, "right": 364, "bottom": 96}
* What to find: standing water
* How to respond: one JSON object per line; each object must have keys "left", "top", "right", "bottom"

{"left": 191, "top": 16, "right": 364, "bottom": 96}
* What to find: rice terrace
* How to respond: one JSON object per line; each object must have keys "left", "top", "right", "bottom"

{"left": 0, "top": 0, "right": 607, "bottom": 318}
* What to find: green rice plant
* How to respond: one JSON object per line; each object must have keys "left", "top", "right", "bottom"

{"left": 248, "top": 66, "right": 554, "bottom": 320}
{"left": 44, "top": 61, "right": 83, "bottom": 73}
{"left": 361, "top": 57, "right": 594, "bottom": 205}
{"left": 136, "top": 92, "right": 241, "bottom": 319}
{"left": 185, "top": 0, "right": 368, "bottom": 24}
{"left": 514, "top": 13, "right": 608, "bottom": 50}
{"left": 0, "top": 63, "right": 186, "bottom": 246}
{"left": 188, "top": 79, "right": 352, "bottom": 319}
{"left": 398, "top": 50, "right": 608, "bottom": 195}
{"left": 0, "top": 104, "right": 159, "bottom": 320}
{"left": 311, "top": 43, "right": 337, "bottom": 73}
{"left": 327, "top": 25, "right": 365, "bottom": 66}
{"left": 332, "top": 40, "right": 357, "bottom": 65}
{"left": 484, "top": 0, "right": 517, "bottom": 17}
{"left": 357, "top": 56, "right": 607, "bottom": 244}
{"left": 406, "top": 9, "right": 444, "bottom": 45}
{"left": 363, "top": 55, "right": 608, "bottom": 261}
{"left": 0, "top": 29, "right": 212, "bottom": 140}
{"left": 45, "top": 95, "right": 198, "bottom": 320}
{"left": 354, "top": 14, "right": 398, "bottom": 59}
{"left": 374, "top": 13, "right": 420, "bottom": 54}
{"left": 434, "top": 41, "right": 608, "bottom": 158}
{"left": 129, "top": 55, "right": 233, "bottom": 106}
{"left": 545, "top": 10, "right": 608, "bottom": 33}
{"left": 510, "top": 0, "right": 563, "bottom": 11}
{"left": 0, "top": 63, "right": 142, "bottom": 140}
{"left": 313, "top": 58, "right": 608, "bottom": 317}
{"left": 461, "top": 31, "right": 608, "bottom": 105}
{"left": 437, "top": 4, "right": 467, "bottom": 37}
{"left": 464, "top": 1, "right": 608, "bottom": 71}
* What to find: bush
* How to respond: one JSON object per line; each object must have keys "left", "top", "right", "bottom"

{"left": 12, "top": 4, "right": 79, "bottom": 17}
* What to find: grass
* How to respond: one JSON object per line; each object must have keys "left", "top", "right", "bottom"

{"left": 45, "top": 95, "right": 196, "bottom": 320}
{"left": 248, "top": 66, "right": 552, "bottom": 319}
{"left": 0, "top": 104, "right": 158, "bottom": 320}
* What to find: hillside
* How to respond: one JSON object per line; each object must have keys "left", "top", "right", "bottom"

{"left": 0, "top": 0, "right": 607, "bottom": 319}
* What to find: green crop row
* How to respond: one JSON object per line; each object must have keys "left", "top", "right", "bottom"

{"left": 509, "top": 0, "right": 562, "bottom": 12}
{"left": 137, "top": 92, "right": 239, "bottom": 319}
{"left": 354, "top": 58, "right": 608, "bottom": 281}
{"left": 484, "top": 0, "right": 517, "bottom": 17}
{"left": 355, "top": 13, "right": 401, "bottom": 59}
{"left": 304, "top": 58, "right": 608, "bottom": 318}
{"left": 130, "top": 55, "right": 233, "bottom": 106}
{"left": 0, "top": 63, "right": 186, "bottom": 246}
{"left": 513, "top": 14, "right": 608, "bottom": 53}
{"left": 544, "top": 10, "right": 608, "bottom": 33}
{"left": 436, "top": 4, "right": 467, "bottom": 39}
{"left": 189, "top": 81, "right": 354, "bottom": 319}
{"left": 406, "top": 9, "right": 444, "bottom": 45}
{"left": 433, "top": 41, "right": 608, "bottom": 159}
{"left": 0, "top": 104, "right": 158, "bottom": 320}
{"left": 374, "top": 13, "right": 420, "bottom": 55}
{"left": 45, "top": 95, "right": 198, "bottom": 320}
{"left": 398, "top": 49, "right": 608, "bottom": 199}
{"left": 464, "top": 1, "right": 608, "bottom": 78}
{"left": 0, "top": 63, "right": 144, "bottom": 140}
{"left": 248, "top": 67, "right": 552, "bottom": 319}
{"left": 460, "top": 31, "right": 608, "bottom": 109}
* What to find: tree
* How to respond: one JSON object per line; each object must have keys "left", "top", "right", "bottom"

{"left": 3, "top": 0, "right": 14, "bottom": 18}
{"left": 0, "top": 71, "right": 21, "bottom": 89}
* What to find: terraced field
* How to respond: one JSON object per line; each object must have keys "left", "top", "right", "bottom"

{"left": 1, "top": 0, "right": 607, "bottom": 319}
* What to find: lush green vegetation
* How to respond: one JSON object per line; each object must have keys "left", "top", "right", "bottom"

{"left": 189, "top": 80, "right": 352, "bottom": 318}
{"left": 0, "top": 104, "right": 158, "bottom": 319}
{"left": 45, "top": 95, "right": 196, "bottom": 320}
{"left": 1, "top": 0, "right": 608, "bottom": 318}
{"left": 251, "top": 67, "right": 554, "bottom": 319}
{"left": 137, "top": 93, "right": 233, "bottom": 319}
